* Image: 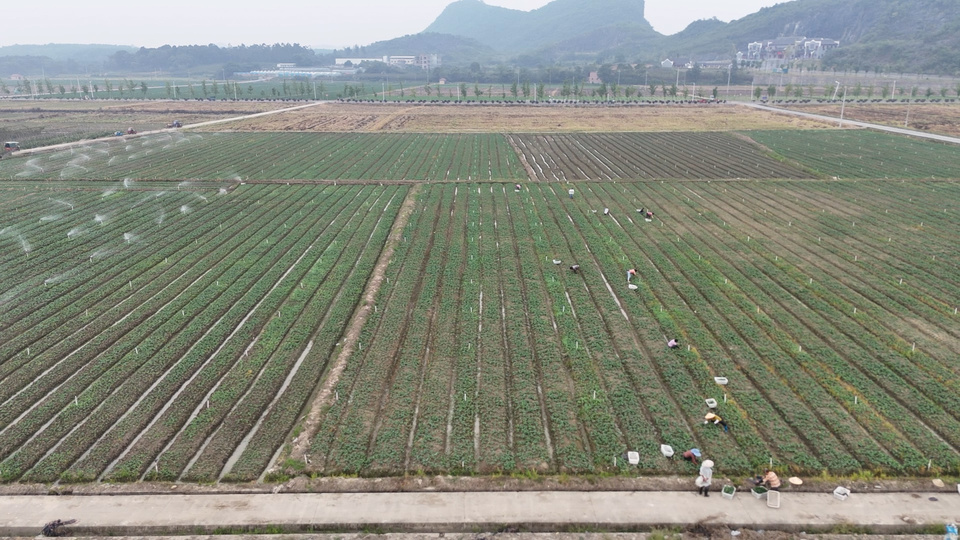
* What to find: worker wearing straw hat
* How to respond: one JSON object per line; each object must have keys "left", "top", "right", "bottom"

{"left": 705, "top": 412, "right": 729, "bottom": 432}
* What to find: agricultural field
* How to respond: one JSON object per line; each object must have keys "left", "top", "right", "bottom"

{"left": 0, "top": 133, "right": 526, "bottom": 182}
{"left": 301, "top": 179, "right": 960, "bottom": 477}
{"left": 212, "top": 102, "right": 833, "bottom": 133}
{"left": 509, "top": 132, "right": 810, "bottom": 181}
{"left": 0, "top": 100, "right": 288, "bottom": 150}
{"left": 747, "top": 130, "right": 960, "bottom": 179}
{"left": 0, "top": 112, "right": 958, "bottom": 484}
{"left": 777, "top": 102, "right": 960, "bottom": 138}
{"left": 0, "top": 181, "right": 405, "bottom": 482}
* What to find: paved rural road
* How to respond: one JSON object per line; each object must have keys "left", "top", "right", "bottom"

{"left": 740, "top": 101, "right": 960, "bottom": 145}
{"left": 2, "top": 490, "right": 958, "bottom": 535}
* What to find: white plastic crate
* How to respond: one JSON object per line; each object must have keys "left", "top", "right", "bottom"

{"left": 721, "top": 485, "right": 736, "bottom": 500}
{"left": 705, "top": 398, "right": 718, "bottom": 408}
{"left": 660, "top": 444, "right": 674, "bottom": 458}
{"left": 833, "top": 486, "right": 850, "bottom": 500}
{"left": 766, "top": 490, "right": 781, "bottom": 508}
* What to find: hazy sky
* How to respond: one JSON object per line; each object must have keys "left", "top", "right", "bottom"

{"left": 1, "top": 0, "right": 785, "bottom": 49}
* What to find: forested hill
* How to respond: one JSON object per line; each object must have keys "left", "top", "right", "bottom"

{"left": 424, "top": 0, "right": 656, "bottom": 53}
{"left": 659, "top": 0, "right": 960, "bottom": 73}
{"left": 422, "top": 0, "right": 960, "bottom": 74}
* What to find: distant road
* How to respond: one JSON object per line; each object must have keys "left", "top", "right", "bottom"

{"left": 740, "top": 101, "right": 960, "bottom": 145}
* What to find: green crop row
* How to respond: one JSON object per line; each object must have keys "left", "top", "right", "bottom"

{"left": 0, "top": 133, "right": 528, "bottom": 182}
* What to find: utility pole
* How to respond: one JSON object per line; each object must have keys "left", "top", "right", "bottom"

{"left": 726, "top": 64, "right": 732, "bottom": 97}
{"left": 839, "top": 86, "right": 847, "bottom": 127}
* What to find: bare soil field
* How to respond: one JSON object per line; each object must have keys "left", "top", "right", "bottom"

{"left": 777, "top": 102, "right": 960, "bottom": 137}
{"left": 204, "top": 102, "right": 835, "bottom": 133}
{"left": 0, "top": 100, "right": 291, "bottom": 149}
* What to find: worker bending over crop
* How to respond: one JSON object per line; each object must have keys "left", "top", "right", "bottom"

{"left": 668, "top": 338, "right": 679, "bottom": 349}
{"left": 682, "top": 448, "right": 701, "bottom": 465}
{"left": 627, "top": 268, "right": 637, "bottom": 282}
{"left": 754, "top": 470, "right": 781, "bottom": 491}
{"left": 569, "top": 264, "right": 580, "bottom": 274}
{"left": 705, "top": 412, "right": 729, "bottom": 432}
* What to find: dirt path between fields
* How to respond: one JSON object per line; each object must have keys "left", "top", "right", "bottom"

{"left": 288, "top": 184, "right": 422, "bottom": 464}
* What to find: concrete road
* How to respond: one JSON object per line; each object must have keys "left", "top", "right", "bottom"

{"left": 1, "top": 490, "right": 957, "bottom": 536}
{"left": 739, "top": 102, "right": 960, "bottom": 145}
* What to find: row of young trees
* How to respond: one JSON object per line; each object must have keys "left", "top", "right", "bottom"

{"left": 0, "top": 78, "right": 148, "bottom": 98}
{"left": 753, "top": 81, "right": 960, "bottom": 99}
{"left": 359, "top": 79, "right": 724, "bottom": 101}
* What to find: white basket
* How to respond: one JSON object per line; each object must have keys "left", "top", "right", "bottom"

{"left": 751, "top": 487, "right": 768, "bottom": 499}
{"left": 628, "top": 284, "right": 638, "bottom": 290}
{"left": 767, "top": 490, "right": 781, "bottom": 509}
{"left": 705, "top": 398, "right": 718, "bottom": 408}
{"left": 833, "top": 486, "right": 850, "bottom": 500}
{"left": 660, "top": 444, "right": 674, "bottom": 458}
{"left": 714, "top": 377, "right": 728, "bottom": 385}
{"left": 626, "top": 451, "right": 640, "bottom": 465}
{"left": 721, "top": 485, "right": 736, "bottom": 500}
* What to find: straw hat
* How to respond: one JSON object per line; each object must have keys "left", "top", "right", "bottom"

{"left": 704, "top": 413, "right": 717, "bottom": 420}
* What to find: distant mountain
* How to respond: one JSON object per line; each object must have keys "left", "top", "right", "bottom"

{"left": 350, "top": 33, "right": 496, "bottom": 65}
{"left": 419, "top": 0, "right": 959, "bottom": 74}
{"left": 425, "top": 0, "right": 656, "bottom": 53}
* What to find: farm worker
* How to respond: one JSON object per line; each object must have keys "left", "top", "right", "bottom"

{"left": 569, "top": 264, "right": 580, "bottom": 274}
{"left": 603, "top": 207, "right": 609, "bottom": 215}
{"left": 695, "top": 460, "right": 714, "bottom": 497}
{"left": 646, "top": 211, "right": 654, "bottom": 220}
{"left": 568, "top": 188, "right": 575, "bottom": 199}
{"left": 627, "top": 268, "right": 637, "bottom": 282}
{"left": 668, "top": 338, "right": 679, "bottom": 349}
{"left": 704, "top": 412, "right": 729, "bottom": 432}
{"left": 638, "top": 207, "right": 645, "bottom": 214}
{"left": 682, "top": 448, "right": 701, "bottom": 465}
{"left": 754, "top": 469, "right": 781, "bottom": 491}
{"left": 515, "top": 184, "right": 522, "bottom": 191}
